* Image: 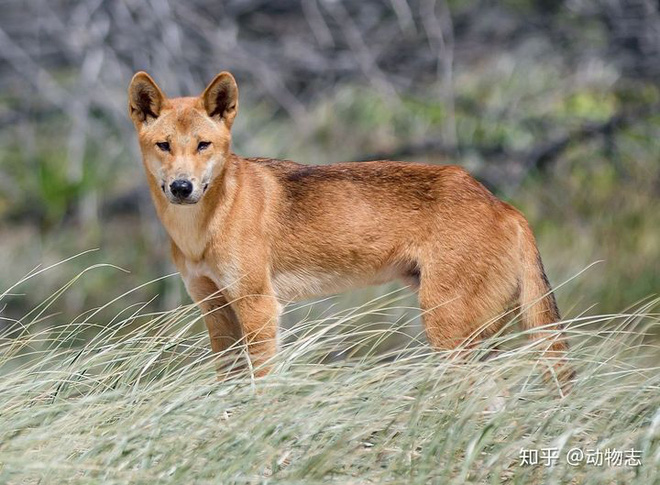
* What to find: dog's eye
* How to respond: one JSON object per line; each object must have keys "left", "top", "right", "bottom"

{"left": 197, "top": 141, "right": 211, "bottom": 152}
{"left": 156, "top": 141, "right": 170, "bottom": 152}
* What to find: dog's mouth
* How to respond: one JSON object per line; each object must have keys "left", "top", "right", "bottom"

{"left": 170, "top": 198, "right": 199, "bottom": 206}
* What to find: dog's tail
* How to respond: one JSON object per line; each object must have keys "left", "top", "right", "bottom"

{"left": 516, "top": 215, "right": 573, "bottom": 387}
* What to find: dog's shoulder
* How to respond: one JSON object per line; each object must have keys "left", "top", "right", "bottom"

{"left": 244, "top": 157, "right": 303, "bottom": 172}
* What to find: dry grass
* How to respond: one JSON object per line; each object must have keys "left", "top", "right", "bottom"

{"left": 1, "top": 263, "right": 659, "bottom": 484}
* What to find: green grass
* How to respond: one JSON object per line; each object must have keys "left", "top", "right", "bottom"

{"left": 1, "top": 266, "right": 659, "bottom": 484}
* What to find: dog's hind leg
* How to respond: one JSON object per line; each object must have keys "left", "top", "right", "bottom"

{"left": 416, "top": 258, "right": 517, "bottom": 356}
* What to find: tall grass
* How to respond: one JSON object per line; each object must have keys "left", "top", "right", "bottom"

{"left": 0, "top": 263, "right": 659, "bottom": 484}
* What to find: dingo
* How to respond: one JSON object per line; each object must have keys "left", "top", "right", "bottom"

{"left": 128, "top": 71, "right": 570, "bottom": 381}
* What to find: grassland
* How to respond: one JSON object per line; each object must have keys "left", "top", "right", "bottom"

{"left": 1, "top": 263, "right": 658, "bottom": 484}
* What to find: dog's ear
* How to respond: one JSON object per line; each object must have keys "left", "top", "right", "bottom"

{"left": 202, "top": 72, "right": 238, "bottom": 128}
{"left": 128, "top": 72, "right": 166, "bottom": 124}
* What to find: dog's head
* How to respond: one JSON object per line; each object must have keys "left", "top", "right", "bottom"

{"left": 128, "top": 72, "right": 238, "bottom": 205}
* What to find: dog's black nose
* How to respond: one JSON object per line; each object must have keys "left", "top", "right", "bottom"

{"left": 170, "top": 179, "right": 193, "bottom": 199}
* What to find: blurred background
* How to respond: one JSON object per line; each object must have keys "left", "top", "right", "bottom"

{"left": 0, "top": 0, "right": 658, "bottom": 334}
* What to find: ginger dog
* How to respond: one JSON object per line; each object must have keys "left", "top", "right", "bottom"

{"left": 128, "top": 71, "right": 570, "bottom": 381}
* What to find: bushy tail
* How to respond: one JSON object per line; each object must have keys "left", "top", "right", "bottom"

{"left": 517, "top": 218, "right": 573, "bottom": 388}
{"left": 519, "top": 222, "right": 562, "bottom": 341}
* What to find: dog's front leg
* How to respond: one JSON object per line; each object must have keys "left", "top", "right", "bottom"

{"left": 185, "top": 276, "right": 242, "bottom": 352}
{"left": 229, "top": 290, "right": 280, "bottom": 377}
{"left": 182, "top": 275, "right": 248, "bottom": 379}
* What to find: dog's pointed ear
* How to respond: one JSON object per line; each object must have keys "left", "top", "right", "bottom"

{"left": 128, "top": 72, "right": 165, "bottom": 124}
{"left": 201, "top": 72, "right": 238, "bottom": 128}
